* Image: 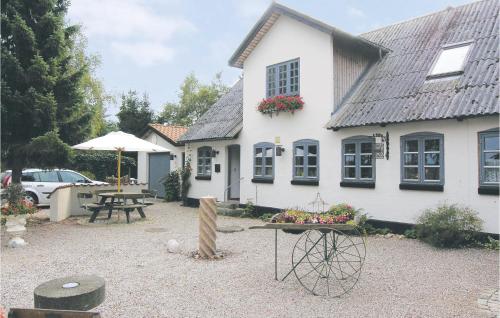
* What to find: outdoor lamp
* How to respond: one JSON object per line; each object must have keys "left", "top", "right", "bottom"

{"left": 170, "top": 154, "right": 177, "bottom": 160}
{"left": 276, "top": 145, "right": 285, "bottom": 156}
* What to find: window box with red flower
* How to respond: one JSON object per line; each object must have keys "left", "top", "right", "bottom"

{"left": 257, "top": 95, "right": 304, "bottom": 116}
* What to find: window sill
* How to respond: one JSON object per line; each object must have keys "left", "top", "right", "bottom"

{"left": 340, "top": 181, "right": 375, "bottom": 189}
{"left": 252, "top": 178, "right": 274, "bottom": 184}
{"left": 399, "top": 183, "right": 443, "bottom": 192}
{"left": 291, "top": 179, "right": 319, "bottom": 186}
{"left": 478, "top": 186, "right": 499, "bottom": 195}
{"left": 195, "top": 175, "right": 211, "bottom": 181}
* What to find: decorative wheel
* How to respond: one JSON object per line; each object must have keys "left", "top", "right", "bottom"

{"left": 291, "top": 229, "right": 366, "bottom": 297}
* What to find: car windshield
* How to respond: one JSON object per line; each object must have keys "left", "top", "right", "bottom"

{"left": 59, "top": 171, "right": 87, "bottom": 183}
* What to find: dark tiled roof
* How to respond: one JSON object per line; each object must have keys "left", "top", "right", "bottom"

{"left": 179, "top": 79, "right": 243, "bottom": 142}
{"left": 327, "top": 0, "right": 499, "bottom": 129}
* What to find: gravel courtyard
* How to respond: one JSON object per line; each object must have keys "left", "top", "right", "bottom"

{"left": 1, "top": 202, "right": 498, "bottom": 318}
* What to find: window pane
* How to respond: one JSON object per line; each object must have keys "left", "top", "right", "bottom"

{"left": 254, "top": 166, "right": 262, "bottom": 176}
{"left": 360, "top": 155, "right": 372, "bottom": 166}
{"left": 307, "top": 145, "right": 317, "bottom": 156}
{"left": 404, "top": 153, "right": 418, "bottom": 165}
{"left": 404, "top": 167, "right": 419, "bottom": 180}
{"left": 197, "top": 166, "right": 203, "bottom": 174}
{"left": 197, "top": 159, "right": 203, "bottom": 165}
{"left": 21, "top": 173, "right": 35, "bottom": 182}
{"left": 265, "top": 157, "right": 273, "bottom": 166}
{"left": 345, "top": 167, "right": 355, "bottom": 178}
{"left": 344, "top": 143, "right": 355, "bottom": 154}
{"left": 37, "top": 171, "right": 59, "bottom": 182}
{"left": 308, "top": 156, "right": 317, "bottom": 166}
{"left": 255, "top": 157, "right": 263, "bottom": 166}
{"left": 425, "top": 153, "right": 440, "bottom": 166}
{"left": 484, "top": 168, "right": 500, "bottom": 183}
{"left": 424, "top": 167, "right": 440, "bottom": 181}
{"left": 255, "top": 148, "right": 263, "bottom": 157}
{"left": 204, "top": 159, "right": 211, "bottom": 166}
{"left": 361, "top": 142, "right": 372, "bottom": 153}
{"left": 344, "top": 155, "right": 356, "bottom": 166}
{"left": 424, "top": 139, "right": 440, "bottom": 152}
{"left": 60, "top": 171, "right": 86, "bottom": 183}
{"left": 485, "top": 152, "right": 500, "bottom": 166}
{"left": 295, "top": 146, "right": 304, "bottom": 156}
{"left": 430, "top": 44, "right": 470, "bottom": 76}
{"left": 308, "top": 167, "right": 317, "bottom": 177}
{"left": 485, "top": 136, "right": 500, "bottom": 150}
{"left": 295, "top": 167, "right": 304, "bottom": 177}
{"left": 265, "top": 148, "right": 273, "bottom": 157}
{"left": 205, "top": 166, "right": 211, "bottom": 174}
{"left": 405, "top": 140, "right": 418, "bottom": 152}
{"left": 264, "top": 167, "right": 273, "bottom": 176}
{"left": 360, "top": 167, "right": 372, "bottom": 179}
{"left": 295, "top": 156, "right": 304, "bottom": 166}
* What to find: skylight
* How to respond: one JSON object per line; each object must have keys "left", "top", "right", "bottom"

{"left": 428, "top": 42, "right": 472, "bottom": 79}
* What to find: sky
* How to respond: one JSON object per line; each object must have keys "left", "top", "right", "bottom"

{"left": 67, "top": 0, "right": 474, "bottom": 120}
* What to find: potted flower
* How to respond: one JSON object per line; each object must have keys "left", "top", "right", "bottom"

{"left": 1, "top": 184, "right": 37, "bottom": 247}
{"left": 257, "top": 95, "right": 304, "bottom": 116}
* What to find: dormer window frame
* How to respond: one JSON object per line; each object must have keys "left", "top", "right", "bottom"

{"left": 426, "top": 40, "right": 474, "bottom": 80}
{"left": 266, "top": 58, "right": 300, "bottom": 98}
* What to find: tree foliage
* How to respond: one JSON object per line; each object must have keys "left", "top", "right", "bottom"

{"left": 158, "top": 73, "right": 229, "bottom": 126}
{"left": 1, "top": 0, "right": 93, "bottom": 182}
{"left": 71, "top": 151, "right": 136, "bottom": 181}
{"left": 117, "top": 91, "right": 154, "bottom": 136}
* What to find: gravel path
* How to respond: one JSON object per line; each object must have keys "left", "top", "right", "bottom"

{"left": 1, "top": 202, "right": 498, "bottom": 317}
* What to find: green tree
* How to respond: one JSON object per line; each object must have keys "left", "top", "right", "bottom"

{"left": 1, "top": 0, "right": 91, "bottom": 182}
{"left": 158, "top": 72, "right": 229, "bottom": 126}
{"left": 117, "top": 91, "right": 154, "bottom": 136}
{"left": 71, "top": 32, "right": 114, "bottom": 138}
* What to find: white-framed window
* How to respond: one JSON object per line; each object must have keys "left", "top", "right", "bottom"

{"left": 427, "top": 41, "right": 472, "bottom": 79}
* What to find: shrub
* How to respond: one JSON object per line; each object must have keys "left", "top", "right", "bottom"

{"left": 71, "top": 151, "right": 136, "bottom": 181}
{"left": 404, "top": 228, "right": 417, "bottom": 239}
{"left": 415, "top": 204, "right": 483, "bottom": 248}
{"left": 1, "top": 184, "right": 38, "bottom": 217}
{"left": 163, "top": 170, "right": 180, "bottom": 202}
{"left": 242, "top": 201, "right": 257, "bottom": 218}
{"left": 480, "top": 236, "right": 500, "bottom": 250}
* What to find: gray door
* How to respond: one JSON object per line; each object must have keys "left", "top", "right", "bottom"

{"left": 228, "top": 145, "right": 240, "bottom": 200}
{"left": 148, "top": 152, "right": 170, "bottom": 198}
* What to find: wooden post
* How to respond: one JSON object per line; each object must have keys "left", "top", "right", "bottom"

{"left": 199, "top": 196, "right": 217, "bottom": 258}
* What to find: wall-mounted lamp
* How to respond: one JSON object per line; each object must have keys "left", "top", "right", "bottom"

{"left": 211, "top": 149, "right": 219, "bottom": 158}
{"left": 276, "top": 145, "right": 285, "bottom": 156}
{"left": 170, "top": 154, "right": 177, "bottom": 160}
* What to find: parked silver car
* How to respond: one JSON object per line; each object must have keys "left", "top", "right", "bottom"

{"left": 2, "top": 169, "right": 107, "bottom": 205}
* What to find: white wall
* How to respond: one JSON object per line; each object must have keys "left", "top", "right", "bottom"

{"left": 185, "top": 139, "right": 240, "bottom": 202}
{"left": 235, "top": 14, "right": 499, "bottom": 233}
{"left": 137, "top": 132, "right": 185, "bottom": 184}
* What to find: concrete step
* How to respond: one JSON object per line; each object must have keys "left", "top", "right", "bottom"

{"left": 217, "top": 207, "right": 245, "bottom": 217}
{"left": 216, "top": 201, "right": 240, "bottom": 209}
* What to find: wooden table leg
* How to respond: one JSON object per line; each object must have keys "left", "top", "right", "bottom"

{"left": 89, "top": 208, "right": 101, "bottom": 223}
{"left": 108, "top": 197, "right": 115, "bottom": 219}
{"left": 132, "top": 198, "right": 146, "bottom": 218}
{"left": 124, "top": 209, "right": 131, "bottom": 223}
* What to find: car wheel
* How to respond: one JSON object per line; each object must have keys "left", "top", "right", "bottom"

{"left": 25, "top": 192, "right": 38, "bottom": 205}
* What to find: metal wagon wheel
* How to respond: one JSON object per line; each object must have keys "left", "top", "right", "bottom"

{"left": 291, "top": 229, "right": 366, "bottom": 297}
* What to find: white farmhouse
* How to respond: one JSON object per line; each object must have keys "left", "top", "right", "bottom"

{"left": 179, "top": 1, "right": 499, "bottom": 233}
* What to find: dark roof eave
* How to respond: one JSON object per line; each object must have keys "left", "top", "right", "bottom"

{"left": 327, "top": 113, "right": 500, "bottom": 131}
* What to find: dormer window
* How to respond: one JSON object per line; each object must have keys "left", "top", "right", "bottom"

{"left": 427, "top": 42, "right": 472, "bottom": 79}
{"left": 266, "top": 59, "right": 299, "bottom": 97}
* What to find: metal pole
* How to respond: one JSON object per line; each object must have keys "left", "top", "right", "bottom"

{"left": 274, "top": 229, "right": 278, "bottom": 280}
{"left": 117, "top": 150, "right": 122, "bottom": 192}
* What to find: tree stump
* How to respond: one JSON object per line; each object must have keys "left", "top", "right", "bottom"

{"left": 198, "top": 196, "right": 217, "bottom": 258}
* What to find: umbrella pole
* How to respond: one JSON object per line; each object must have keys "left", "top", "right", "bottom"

{"left": 117, "top": 150, "right": 122, "bottom": 192}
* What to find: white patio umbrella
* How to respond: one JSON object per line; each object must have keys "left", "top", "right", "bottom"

{"left": 72, "top": 131, "right": 170, "bottom": 191}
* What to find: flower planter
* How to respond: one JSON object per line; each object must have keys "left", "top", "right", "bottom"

{"left": 5, "top": 215, "right": 27, "bottom": 248}
{"left": 257, "top": 95, "right": 304, "bottom": 116}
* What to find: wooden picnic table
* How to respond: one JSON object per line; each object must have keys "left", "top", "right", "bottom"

{"left": 88, "top": 192, "right": 147, "bottom": 223}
